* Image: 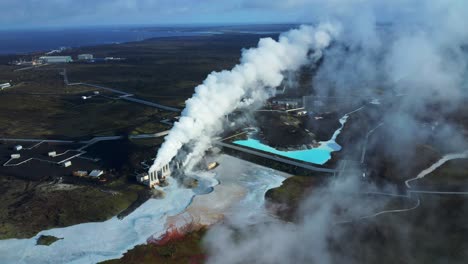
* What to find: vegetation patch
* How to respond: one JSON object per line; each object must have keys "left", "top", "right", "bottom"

{"left": 36, "top": 235, "right": 62, "bottom": 246}
{"left": 265, "top": 175, "right": 326, "bottom": 221}
{"left": 102, "top": 228, "right": 207, "bottom": 264}
{"left": 0, "top": 174, "right": 143, "bottom": 239}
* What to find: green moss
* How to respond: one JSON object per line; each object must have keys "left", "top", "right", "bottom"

{"left": 0, "top": 175, "right": 141, "bottom": 240}
{"left": 265, "top": 175, "right": 325, "bottom": 221}
{"left": 36, "top": 235, "right": 62, "bottom": 246}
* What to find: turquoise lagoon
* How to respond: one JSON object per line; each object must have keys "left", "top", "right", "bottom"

{"left": 233, "top": 114, "right": 348, "bottom": 165}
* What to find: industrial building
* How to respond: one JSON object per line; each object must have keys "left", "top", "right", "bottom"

{"left": 137, "top": 161, "right": 181, "bottom": 187}
{"left": 73, "top": 171, "right": 88, "bottom": 177}
{"left": 0, "top": 83, "right": 11, "bottom": 90}
{"left": 62, "top": 161, "right": 72, "bottom": 168}
{"left": 39, "top": 56, "right": 73, "bottom": 64}
{"left": 14, "top": 145, "right": 22, "bottom": 151}
{"left": 78, "top": 54, "right": 93, "bottom": 60}
{"left": 271, "top": 98, "right": 302, "bottom": 109}
{"left": 89, "top": 170, "right": 104, "bottom": 177}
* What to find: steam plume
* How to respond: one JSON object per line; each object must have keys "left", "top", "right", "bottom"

{"left": 202, "top": 1, "right": 468, "bottom": 263}
{"left": 150, "top": 23, "right": 341, "bottom": 172}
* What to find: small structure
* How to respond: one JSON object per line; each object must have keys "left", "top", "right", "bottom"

{"left": 78, "top": 54, "right": 93, "bottom": 61}
{"left": 0, "top": 83, "right": 11, "bottom": 90}
{"left": 11, "top": 154, "right": 20, "bottom": 159}
{"left": 148, "top": 164, "right": 171, "bottom": 187}
{"left": 14, "top": 145, "right": 23, "bottom": 151}
{"left": 81, "top": 96, "right": 88, "bottom": 100}
{"left": 93, "top": 91, "right": 100, "bottom": 95}
{"left": 137, "top": 161, "right": 182, "bottom": 187}
{"left": 73, "top": 171, "right": 88, "bottom": 177}
{"left": 271, "top": 98, "right": 302, "bottom": 109}
{"left": 62, "top": 161, "right": 72, "bottom": 168}
{"left": 136, "top": 173, "right": 149, "bottom": 184}
{"left": 207, "top": 162, "right": 219, "bottom": 170}
{"left": 296, "top": 110, "right": 308, "bottom": 116}
{"left": 48, "top": 151, "right": 57, "bottom": 157}
{"left": 89, "top": 170, "right": 104, "bottom": 177}
{"left": 39, "top": 56, "right": 73, "bottom": 64}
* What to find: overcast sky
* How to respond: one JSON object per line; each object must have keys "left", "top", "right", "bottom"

{"left": 0, "top": 0, "right": 421, "bottom": 29}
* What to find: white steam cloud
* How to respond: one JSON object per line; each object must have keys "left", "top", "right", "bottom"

{"left": 150, "top": 23, "right": 341, "bottom": 172}
{"left": 201, "top": 1, "right": 468, "bottom": 263}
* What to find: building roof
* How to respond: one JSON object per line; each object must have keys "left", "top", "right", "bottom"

{"left": 89, "top": 170, "right": 104, "bottom": 177}
{"left": 39, "top": 56, "right": 72, "bottom": 59}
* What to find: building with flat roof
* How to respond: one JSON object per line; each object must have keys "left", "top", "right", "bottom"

{"left": 73, "top": 171, "right": 88, "bottom": 177}
{"left": 137, "top": 161, "right": 182, "bottom": 188}
{"left": 89, "top": 170, "right": 104, "bottom": 177}
{"left": 271, "top": 98, "right": 302, "bottom": 109}
{"left": 0, "top": 83, "right": 11, "bottom": 90}
{"left": 39, "top": 56, "right": 73, "bottom": 64}
{"left": 78, "top": 54, "right": 93, "bottom": 60}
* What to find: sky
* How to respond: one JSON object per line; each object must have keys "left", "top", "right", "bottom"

{"left": 0, "top": 0, "right": 419, "bottom": 29}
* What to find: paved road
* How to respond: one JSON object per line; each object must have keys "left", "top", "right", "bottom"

{"left": 13, "top": 64, "right": 48, "bottom": 72}
{"left": 76, "top": 83, "right": 181, "bottom": 112}
{"left": 60, "top": 68, "right": 181, "bottom": 112}
{"left": 0, "top": 138, "right": 74, "bottom": 143}
{"left": 123, "top": 97, "right": 181, "bottom": 112}
{"left": 63, "top": 69, "right": 181, "bottom": 112}
{"left": 360, "top": 122, "right": 384, "bottom": 164}
{"left": 130, "top": 130, "right": 170, "bottom": 139}
{"left": 409, "top": 190, "right": 468, "bottom": 195}
{"left": 2, "top": 131, "right": 171, "bottom": 167}
{"left": 214, "top": 141, "right": 337, "bottom": 173}
{"left": 1, "top": 131, "right": 170, "bottom": 147}
{"left": 79, "top": 83, "right": 130, "bottom": 96}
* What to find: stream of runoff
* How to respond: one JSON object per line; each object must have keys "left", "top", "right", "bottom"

{"left": 0, "top": 156, "right": 287, "bottom": 264}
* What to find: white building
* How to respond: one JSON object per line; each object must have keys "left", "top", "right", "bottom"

{"left": 78, "top": 54, "right": 93, "bottom": 60}
{"left": 89, "top": 170, "right": 104, "bottom": 177}
{"left": 48, "top": 151, "right": 57, "bottom": 157}
{"left": 137, "top": 160, "right": 182, "bottom": 187}
{"left": 148, "top": 164, "right": 171, "bottom": 187}
{"left": 11, "top": 154, "right": 20, "bottom": 159}
{"left": 136, "top": 173, "right": 149, "bottom": 184}
{"left": 14, "top": 145, "right": 22, "bottom": 151}
{"left": 62, "top": 161, "right": 72, "bottom": 167}
{"left": 39, "top": 56, "right": 73, "bottom": 64}
{"left": 271, "top": 98, "right": 302, "bottom": 109}
{"left": 0, "top": 83, "right": 11, "bottom": 90}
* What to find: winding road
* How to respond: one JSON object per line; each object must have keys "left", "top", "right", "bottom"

{"left": 61, "top": 68, "right": 181, "bottom": 112}
{"left": 1, "top": 130, "right": 171, "bottom": 167}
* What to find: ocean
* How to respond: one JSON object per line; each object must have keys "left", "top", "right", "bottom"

{"left": 0, "top": 24, "right": 293, "bottom": 55}
{"left": 0, "top": 26, "right": 216, "bottom": 55}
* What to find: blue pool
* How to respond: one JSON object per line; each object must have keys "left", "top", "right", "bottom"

{"left": 233, "top": 114, "right": 349, "bottom": 165}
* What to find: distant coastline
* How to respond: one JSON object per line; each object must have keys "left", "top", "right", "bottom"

{"left": 0, "top": 24, "right": 293, "bottom": 56}
{"left": 0, "top": 27, "right": 216, "bottom": 55}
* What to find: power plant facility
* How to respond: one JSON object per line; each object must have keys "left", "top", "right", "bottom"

{"left": 39, "top": 56, "right": 73, "bottom": 63}
{"left": 137, "top": 162, "right": 180, "bottom": 188}
{"left": 0, "top": 83, "right": 11, "bottom": 90}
